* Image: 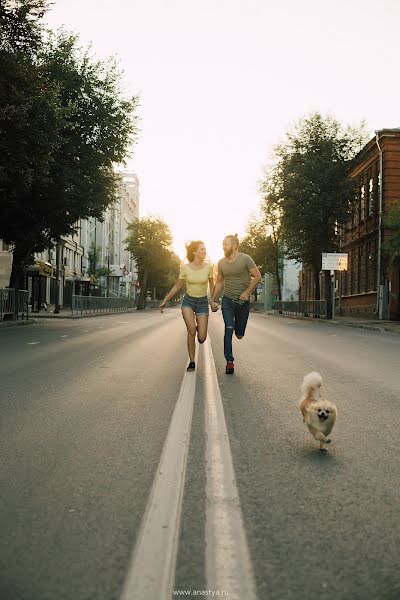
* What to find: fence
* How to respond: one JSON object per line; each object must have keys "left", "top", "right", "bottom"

{"left": 0, "top": 289, "right": 29, "bottom": 321}
{"left": 72, "top": 295, "right": 135, "bottom": 316}
{"left": 273, "top": 300, "right": 327, "bottom": 319}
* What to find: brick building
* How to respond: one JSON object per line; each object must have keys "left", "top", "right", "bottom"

{"left": 299, "top": 129, "right": 400, "bottom": 320}
{"left": 340, "top": 129, "right": 400, "bottom": 320}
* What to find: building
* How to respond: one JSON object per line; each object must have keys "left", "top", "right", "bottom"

{"left": 0, "top": 240, "right": 13, "bottom": 288}
{"left": 281, "top": 258, "right": 301, "bottom": 301}
{"left": 340, "top": 129, "right": 400, "bottom": 320}
{"left": 299, "top": 129, "right": 400, "bottom": 321}
{"left": 25, "top": 228, "right": 85, "bottom": 311}
{"left": 81, "top": 172, "right": 140, "bottom": 298}
{"left": 1, "top": 172, "right": 140, "bottom": 310}
{"left": 259, "top": 259, "right": 301, "bottom": 309}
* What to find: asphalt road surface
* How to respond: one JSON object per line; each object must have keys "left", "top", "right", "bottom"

{"left": 1, "top": 309, "right": 399, "bottom": 600}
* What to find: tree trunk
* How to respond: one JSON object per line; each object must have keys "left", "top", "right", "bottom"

{"left": 276, "top": 269, "right": 282, "bottom": 301}
{"left": 10, "top": 245, "right": 28, "bottom": 291}
{"left": 313, "top": 270, "right": 320, "bottom": 300}
{"left": 137, "top": 267, "right": 148, "bottom": 310}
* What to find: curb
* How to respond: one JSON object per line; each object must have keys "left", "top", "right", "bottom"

{"left": 32, "top": 309, "right": 136, "bottom": 319}
{"left": 0, "top": 319, "right": 38, "bottom": 329}
{"left": 251, "top": 310, "right": 400, "bottom": 335}
{"left": 29, "top": 307, "right": 160, "bottom": 320}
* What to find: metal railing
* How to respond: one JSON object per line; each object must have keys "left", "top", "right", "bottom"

{"left": 72, "top": 295, "right": 135, "bottom": 316}
{"left": 273, "top": 300, "right": 327, "bottom": 319}
{"left": 0, "top": 289, "right": 29, "bottom": 321}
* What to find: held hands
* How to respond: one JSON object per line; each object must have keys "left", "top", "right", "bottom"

{"left": 210, "top": 300, "right": 219, "bottom": 312}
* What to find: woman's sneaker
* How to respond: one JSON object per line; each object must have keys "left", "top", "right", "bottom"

{"left": 187, "top": 361, "right": 196, "bottom": 371}
{"left": 226, "top": 361, "right": 234, "bottom": 374}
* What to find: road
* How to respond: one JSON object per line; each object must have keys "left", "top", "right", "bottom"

{"left": 1, "top": 310, "right": 399, "bottom": 600}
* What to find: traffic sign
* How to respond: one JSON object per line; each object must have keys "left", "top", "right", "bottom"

{"left": 321, "top": 253, "right": 348, "bottom": 271}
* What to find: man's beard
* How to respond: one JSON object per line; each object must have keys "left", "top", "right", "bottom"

{"left": 224, "top": 248, "right": 233, "bottom": 257}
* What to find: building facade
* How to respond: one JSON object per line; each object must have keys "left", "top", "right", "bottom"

{"left": 2, "top": 171, "right": 140, "bottom": 311}
{"left": 81, "top": 172, "right": 140, "bottom": 299}
{"left": 340, "top": 129, "right": 400, "bottom": 320}
{"left": 299, "top": 129, "right": 400, "bottom": 321}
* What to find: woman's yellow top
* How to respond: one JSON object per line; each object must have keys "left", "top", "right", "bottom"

{"left": 179, "top": 263, "right": 214, "bottom": 298}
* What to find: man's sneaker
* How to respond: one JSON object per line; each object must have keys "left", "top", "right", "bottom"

{"left": 187, "top": 361, "right": 196, "bottom": 371}
{"left": 226, "top": 361, "right": 234, "bottom": 374}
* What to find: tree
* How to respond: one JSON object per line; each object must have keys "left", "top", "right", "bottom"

{"left": 267, "top": 112, "right": 369, "bottom": 302}
{"left": 0, "top": 0, "right": 48, "bottom": 55}
{"left": 87, "top": 242, "right": 111, "bottom": 279}
{"left": 240, "top": 206, "right": 285, "bottom": 302}
{"left": 1, "top": 21, "right": 140, "bottom": 290}
{"left": 125, "top": 217, "right": 175, "bottom": 309}
{"left": 382, "top": 200, "right": 400, "bottom": 278}
{"left": 0, "top": 1, "right": 62, "bottom": 288}
{"left": 147, "top": 251, "right": 181, "bottom": 302}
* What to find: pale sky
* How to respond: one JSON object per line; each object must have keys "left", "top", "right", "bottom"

{"left": 45, "top": 0, "right": 400, "bottom": 262}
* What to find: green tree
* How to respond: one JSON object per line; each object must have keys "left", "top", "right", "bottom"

{"left": 147, "top": 251, "right": 181, "bottom": 302}
{"left": 1, "top": 21, "right": 140, "bottom": 290}
{"left": 0, "top": 0, "right": 48, "bottom": 55}
{"left": 240, "top": 208, "right": 285, "bottom": 301}
{"left": 268, "top": 112, "right": 369, "bottom": 302}
{"left": 382, "top": 200, "right": 400, "bottom": 277}
{"left": 87, "top": 242, "right": 111, "bottom": 279}
{"left": 125, "top": 216, "right": 175, "bottom": 309}
{"left": 0, "top": 1, "right": 61, "bottom": 288}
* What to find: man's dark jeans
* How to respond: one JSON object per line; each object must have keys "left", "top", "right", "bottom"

{"left": 221, "top": 295, "right": 250, "bottom": 363}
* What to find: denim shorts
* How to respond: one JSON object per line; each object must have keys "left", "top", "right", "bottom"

{"left": 181, "top": 294, "right": 209, "bottom": 315}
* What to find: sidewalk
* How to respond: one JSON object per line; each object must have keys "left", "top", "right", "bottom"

{"left": 252, "top": 309, "right": 400, "bottom": 335}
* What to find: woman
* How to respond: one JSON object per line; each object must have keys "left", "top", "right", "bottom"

{"left": 160, "top": 240, "right": 215, "bottom": 371}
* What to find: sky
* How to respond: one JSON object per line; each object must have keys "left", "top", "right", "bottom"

{"left": 45, "top": 0, "right": 400, "bottom": 262}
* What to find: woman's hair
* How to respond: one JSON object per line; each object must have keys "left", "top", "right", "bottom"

{"left": 185, "top": 240, "right": 204, "bottom": 262}
{"left": 224, "top": 233, "right": 239, "bottom": 248}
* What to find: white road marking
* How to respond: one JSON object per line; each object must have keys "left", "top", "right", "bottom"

{"left": 203, "top": 337, "right": 258, "bottom": 600}
{"left": 119, "top": 345, "right": 199, "bottom": 600}
{"left": 27, "top": 342, "right": 40, "bottom": 345}
{"left": 60, "top": 335, "right": 68, "bottom": 338}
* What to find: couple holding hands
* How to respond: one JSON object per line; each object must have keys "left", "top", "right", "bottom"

{"left": 159, "top": 234, "right": 261, "bottom": 374}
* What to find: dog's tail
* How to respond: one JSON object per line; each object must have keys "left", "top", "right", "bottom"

{"left": 300, "top": 371, "right": 322, "bottom": 402}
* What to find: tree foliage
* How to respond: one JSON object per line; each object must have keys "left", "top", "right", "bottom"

{"left": 125, "top": 216, "right": 178, "bottom": 309}
{"left": 382, "top": 200, "right": 400, "bottom": 276}
{"left": 0, "top": 4, "right": 140, "bottom": 289}
{"left": 263, "top": 112, "right": 369, "bottom": 298}
{"left": 0, "top": 0, "right": 48, "bottom": 55}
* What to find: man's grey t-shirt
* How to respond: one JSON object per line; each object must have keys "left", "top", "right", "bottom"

{"left": 218, "top": 253, "right": 257, "bottom": 300}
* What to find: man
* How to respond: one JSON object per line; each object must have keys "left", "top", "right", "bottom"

{"left": 211, "top": 234, "right": 261, "bottom": 374}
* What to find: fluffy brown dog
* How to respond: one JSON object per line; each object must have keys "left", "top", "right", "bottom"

{"left": 299, "top": 372, "right": 337, "bottom": 451}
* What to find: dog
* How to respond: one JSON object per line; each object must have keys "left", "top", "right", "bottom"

{"left": 299, "top": 372, "right": 337, "bottom": 451}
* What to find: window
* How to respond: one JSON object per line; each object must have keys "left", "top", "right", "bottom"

{"left": 366, "top": 245, "right": 373, "bottom": 291}
{"left": 350, "top": 250, "right": 355, "bottom": 294}
{"left": 352, "top": 193, "right": 357, "bottom": 227}
{"left": 357, "top": 247, "right": 362, "bottom": 293}
{"left": 377, "top": 171, "right": 381, "bottom": 213}
{"left": 360, "top": 185, "right": 365, "bottom": 222}
{"left": 368, "top": 178, "right": 374, "bottom": 216}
